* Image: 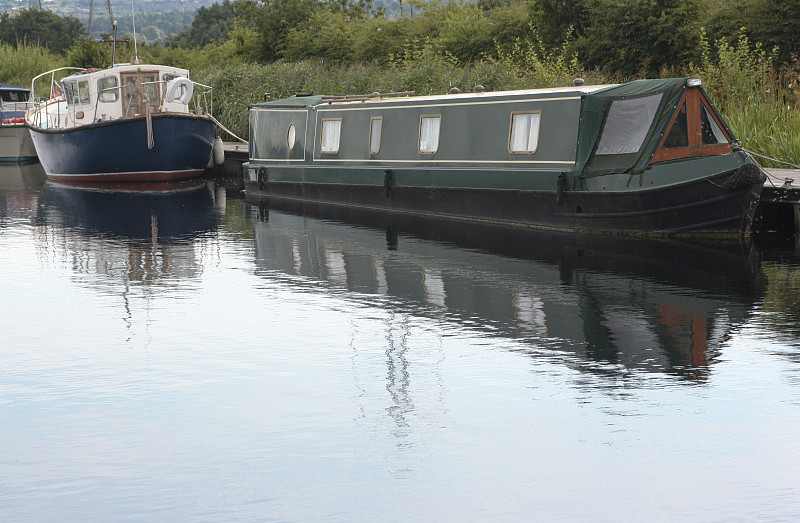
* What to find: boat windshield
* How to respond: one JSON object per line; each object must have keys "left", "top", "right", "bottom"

{"left": 1, "top": 90, "right": 29, "bottom": 102}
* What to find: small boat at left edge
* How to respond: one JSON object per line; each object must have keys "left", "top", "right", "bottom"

{"left": 25, "top": 61, "right": 223, "bottom": 182}
{"left": 0, "top": 82, "right": 37, "bottom": 163}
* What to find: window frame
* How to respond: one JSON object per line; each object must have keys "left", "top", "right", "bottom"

{"left": 369, "top": 116, "right": 382, "bottom": 155}
{"left": 418, "top": 114, "right": 441, "bottom": 155}
{"left": 508, "top": 110, "right": 542, "bottom": 154}
{"left": 77, "top": 80, "right": 90, "bottom": 105}
{"left": 320, "top": 118, "right": 342, "bottom": 154}
{"left": 652, "top": 88, "right": 733, "bottom": 163}
{"left": 97, "top": 76, "right": 119, "bottom": 103}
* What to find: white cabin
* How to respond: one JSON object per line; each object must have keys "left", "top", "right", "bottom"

{"left": 29, "top": 63, "right": 212, "bottom": 131}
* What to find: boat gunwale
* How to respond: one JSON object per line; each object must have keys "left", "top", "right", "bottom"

{"left": 25, "top": 111, "right": 214, "bottom": 135}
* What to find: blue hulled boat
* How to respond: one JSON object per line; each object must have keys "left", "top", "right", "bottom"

{"left": 26, "top": 63, "right": 219, "bottom": 181}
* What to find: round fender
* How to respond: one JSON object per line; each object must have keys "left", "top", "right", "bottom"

{"left": 213, "top": 136, "right": 225, "bottom": 165}
{"left": 165, "top": 77, "right": 194, "bottom": 104}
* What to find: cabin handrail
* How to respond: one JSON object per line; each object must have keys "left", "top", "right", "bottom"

{"left": 30, "top": 67, "right": 87, "bottom": 102}
{"left": 322, "top": 91, "right": 415, "bottom": 104}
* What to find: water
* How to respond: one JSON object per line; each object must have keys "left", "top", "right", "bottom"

{"left": 2, "top": 162, "right": 800, "bottom": 521}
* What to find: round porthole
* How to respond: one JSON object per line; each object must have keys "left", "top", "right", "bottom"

{"left": 287, "top": 123, "right": 296, "bottom": 150}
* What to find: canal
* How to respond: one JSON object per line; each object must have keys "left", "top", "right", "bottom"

{"left": 2, "top": 162, "right": 800, "bottom": 521}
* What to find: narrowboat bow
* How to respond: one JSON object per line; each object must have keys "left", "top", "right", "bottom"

{"left": 244, "top": 78, "right": 764, "bottom": 237}
{"left": 26, "top": 63, "right": 220, "bottom": 182}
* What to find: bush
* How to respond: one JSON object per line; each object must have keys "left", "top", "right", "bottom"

{"left": 0, "top": 41, "right": 60, "bottom": 88}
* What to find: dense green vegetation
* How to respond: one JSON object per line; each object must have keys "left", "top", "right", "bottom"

{"left": 1, "top": 1, "right": 798, "bottom": 165}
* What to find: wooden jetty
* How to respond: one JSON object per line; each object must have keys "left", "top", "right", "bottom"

{"left": 212, "top": 142, "right": 248, "bottom": 177}
{"left": 758, "top": 169, "right": 800, "bottom": 234}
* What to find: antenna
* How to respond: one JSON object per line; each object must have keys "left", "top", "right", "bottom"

{"left": 112, "top": 20, "right": 117, "bottom": 66}
{"left": 130, "top": 0, "right": 139, "bottom": 63}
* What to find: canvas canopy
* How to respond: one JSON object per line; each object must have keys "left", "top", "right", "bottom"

{"left": 572, "top": 78, "right": 729, "bottom": 177}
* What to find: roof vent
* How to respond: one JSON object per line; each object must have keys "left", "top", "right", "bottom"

{"left": 449, "top": 87, "right": 460, "bottom": 94}
{"left": 474, "top": 85, "right": 485, "bottom": 93}
{"left": 573, "top": 78, "right": 585, "bottom": 86}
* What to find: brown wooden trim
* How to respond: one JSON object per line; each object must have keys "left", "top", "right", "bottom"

{"left": 653, "top": 143, "right": 732, "bottom": 163}
{"left": 652, "top": 87, "right": 733, "bottom": 164}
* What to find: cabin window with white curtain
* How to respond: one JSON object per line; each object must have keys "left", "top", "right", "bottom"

{"left": 419, "top": 115, "right": 441, "bottom": 154}
{"left": 98, "top": 76, "right": 118, "bottom": 102}
{"left": 321, "top": 118, "right": 342, "bottom": 154}
{"left": 369, "top": 117, "right": 382, "bottom": 154}
{"left": 509, "top": 111, "right": 542, "bottom": 153}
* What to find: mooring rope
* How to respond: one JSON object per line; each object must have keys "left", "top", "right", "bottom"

{"left": 744, "top": 148, "right": 800, "bottom": 169}
{"left": 144, "top": 92, "right": 154, "bottom": 149}
{"left": 207, "top": 114, "right": 248, "bottom": 144}
{"left": 743, "top": 148, "right": 799, "bottom": 187}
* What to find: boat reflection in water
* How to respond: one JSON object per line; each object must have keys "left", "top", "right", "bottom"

{"left": 0, "top": 162, "right": 47, "bottom": 221}
{"left": 247, "top": 197, "right": 766, "bottom": 381}
{"left": 37, "top": 179, "right": 219, "bottom": 285}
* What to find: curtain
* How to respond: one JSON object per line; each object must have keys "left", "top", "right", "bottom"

{"left": 321, "top": 119, "right": 342, "bottom": 153}
{"left": 420, "top": 116, "right": 440, "bottom": 153}
{"left": 510, "top": 113, "right": 541, "bottom": 152}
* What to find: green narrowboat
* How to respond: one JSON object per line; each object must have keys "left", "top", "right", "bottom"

{"left": 243, "top": 78, "right": 764, "bottom": 237}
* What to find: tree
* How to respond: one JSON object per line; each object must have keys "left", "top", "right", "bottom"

{"left": 577, "top": 0, "right": 699, "bottom": 77}
{"left": 747, "top": 0, "right": 800, "bottom": 63}
{"left": 0, "top": 9, "right": 85, "bottom": 55}
{"left": 528, "top": 0, "right": 588, "bottom": 50}
{"left": 237, "top": 0, "right": 320, "bottom": 61}
{"left": 167, "top": 0, "right": 241, "bottom": 49}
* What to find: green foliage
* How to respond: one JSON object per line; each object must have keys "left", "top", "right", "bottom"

{"left": 283, "top": 11, "right": 356, "bottom": 62}
{"left": 167, "top": 0, "right": 241, "bottom": 49}
{"left": 528, "top": 0, "right": 588, "bottom": 50}
{"left": 0, "top": 41, "right": 60, "bottom": 87}
{"left": 746, "top": 0, "right": 800, "bottom": 64}
{"left": 690, "top": 29, "right": 800, "bottom": 167}
{"left": 0, "top": 8, "right": 85, "bottom": 55}
{"left": 431, "top": 3, "right": 496, "bottom": 63}
{"left": 491, "top": 25, "right": 586, "bottom": 88}
{"left": 577, "top": 0, "right": 699, "bottom": 77}
{"left": 239, "top": 0, "right": 320, "bottom": 61}
{"left": 194, "top": 58, "right": 535, "bottom": 139}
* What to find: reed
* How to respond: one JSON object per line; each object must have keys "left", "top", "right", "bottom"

{"left": 0, "top": 41, "right": 60, "bottom": 88}
{"left": 195, "top": 59, "right": 533, "bottom": 140}
{"left": 690, "top": 29, "right": 800, "bottom": 168}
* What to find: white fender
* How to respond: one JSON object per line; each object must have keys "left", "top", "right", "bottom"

{"left": 165, "top": 77, "right": 194, "bottom": 104}
{"left": 213, "top": 136, "right": 224, "bottom": 165}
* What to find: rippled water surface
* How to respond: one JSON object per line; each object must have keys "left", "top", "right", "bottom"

{"left": 2, "top": 162, "right": 800, "bottom": 521}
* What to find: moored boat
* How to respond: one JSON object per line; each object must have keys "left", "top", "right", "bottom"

{"left": 26, "top": 62, "right": 220, "bottom": 182}
{"left": 0, "top": 83, "right": 37, "bottom": 163}
{"left": 244, "top": 78, "right": 765, "bottom": 238}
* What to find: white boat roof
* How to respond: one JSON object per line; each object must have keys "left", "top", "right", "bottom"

{"left": 62, "top": 63, "right": 190, "bottom": 82}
